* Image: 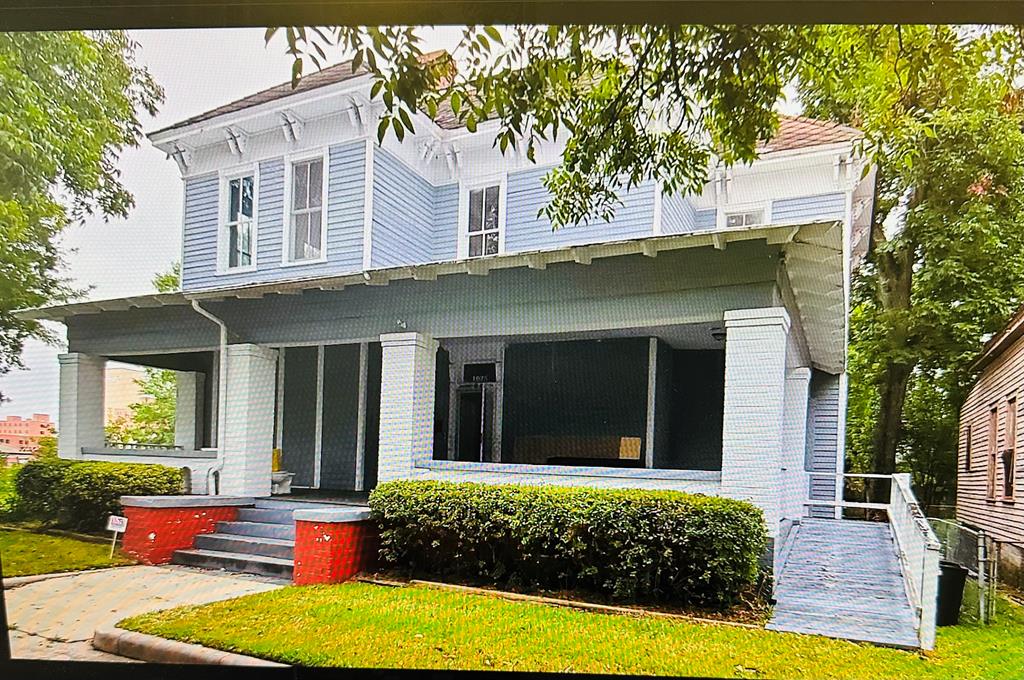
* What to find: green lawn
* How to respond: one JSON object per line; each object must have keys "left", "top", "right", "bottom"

{"left": 0, "top": 528, "right": 134, "bottom": 577}
{"left": 119, "top": 581, "right": 1024, "bottom": 678}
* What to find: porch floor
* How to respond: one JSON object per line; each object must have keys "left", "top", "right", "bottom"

{"left": 278, "top": 489, "right": 370, "bottom": 506}
{"left": 767, "top": 518, "right": 919, "bottom": 649}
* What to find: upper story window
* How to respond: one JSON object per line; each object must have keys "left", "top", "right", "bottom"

{"left": 288, "top": 156, "right": 325, "bottom": 262}
{"left": 222, "top": 172, "right": 255, "bottom": 272}
{"left": 725, "top": 209, "right": 764, "bottom": 228}
{"left": 464, "top": 183, "right": 503, "bottom": 258}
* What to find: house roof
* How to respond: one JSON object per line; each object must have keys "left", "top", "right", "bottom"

{"left": 152, "top": 59, "right": 861, "bottom": 153}
{"left": 151, "top": 60, "right": 368, "bottom": 135}
{"left": 971, "top": 302, "right": 1024, "bottom": 372}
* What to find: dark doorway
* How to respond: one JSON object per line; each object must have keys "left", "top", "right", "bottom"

{"left": 456, "top": 388, "right": 484, "bottom": 461}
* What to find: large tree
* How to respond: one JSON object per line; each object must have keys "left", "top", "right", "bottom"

{"left": 0, "top": 31, "right": 162, "bottom": 399}
{"left": 798, "top": 26, "right": 1024, "bottom": 503}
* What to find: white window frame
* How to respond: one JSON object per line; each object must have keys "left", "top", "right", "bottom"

{"left": 217, "top": 165, "right": 259, "bottom": 275}
{"left": 282, "top": 149, "right": 329, "bottom": 267}
{"left": 458, "top": 175, "right": 507, "bottom": 259}
{"left": 720, "top": 201, "right": 770, "bottom": 231}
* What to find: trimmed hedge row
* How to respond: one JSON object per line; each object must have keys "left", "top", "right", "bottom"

{"left": 14, "top": 457, "right": 184, "bottom": 531}
{"left": 369, "top": 480, "right": 767, "bottom": 607}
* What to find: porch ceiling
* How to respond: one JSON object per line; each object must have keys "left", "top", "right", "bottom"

{"left": 781, "top": 221, "right": 846, "bottom": 374}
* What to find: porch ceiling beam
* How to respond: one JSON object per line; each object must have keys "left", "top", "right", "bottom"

{"left": 766, "top": 225, "right": 800, "bottom": 245}
{"left": 712, "top": 232, "right": 727, "bottom": 251}
{"left": 571, "top": 247, "right": 593, "bottom": 265}
{"left": 411, "top": 268, "right": 437, "bottom": 281}
{"left": 466, "top": 260, "right": 491, "bottom": 276}
{"left": 640, "top": 241, "right": 659, "bottom": 258}
{"left": 525, "top": 253, "right": 548, "bottom": 270}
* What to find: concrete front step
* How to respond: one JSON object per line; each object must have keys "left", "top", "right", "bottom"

{"left": 194, "top": 533, "right": 295, "bottom": 560}
{"left": 236, "top": 507, "right": 295, "bottom": 525}
{"left": 254, "top": 498, "right": 368, "bottom": 511}
{"left": 172, "top": 548, "right": 293, "bottom": 579}
{"left": 216, "top": 520, "right": 295, "bottom": 541}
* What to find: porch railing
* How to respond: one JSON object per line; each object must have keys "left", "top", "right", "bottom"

{"left": 802, "top": 471, "right": 941, "bottom": 651}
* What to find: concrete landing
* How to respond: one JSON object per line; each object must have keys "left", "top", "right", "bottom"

{"left": 767, "top": 518, "right": 920, "bottom": 649}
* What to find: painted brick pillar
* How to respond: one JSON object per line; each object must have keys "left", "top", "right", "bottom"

{"left": 57, "top": 353, "right": 106, "bottom": 460}
{"left": 778, "top": 367, "right": 812, "bottom": 562}
{"left": 720, "top": 308, "right": 790, "bottom": 537}
{"left": 174, "top": 371, "right": 204, "bottom": 451}
{"left": 292, "top": 507, "right": 379, "bottom": 585}
{"left": 120, "top": 495, "right": 252, "bottom": 564}
{"left": 221, "top": 343, "right": 278, "bottom": 497}
{"left": 378, "top": 332, "right": 438, "bottom": 483}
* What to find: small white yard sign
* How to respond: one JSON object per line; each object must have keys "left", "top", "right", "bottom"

{"left": 106, "top": 515, "right": 128, "bottom": 557}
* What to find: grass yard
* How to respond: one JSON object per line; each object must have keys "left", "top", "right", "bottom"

{"left": 120, "top": 581, "right": 1024, "bottom": 678}
{"left": 0, "top": 528, "right": 134, "bottom": 577}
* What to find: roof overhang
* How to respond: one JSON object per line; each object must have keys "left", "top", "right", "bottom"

{"left": 18, "top": 220, "right": 845, "bottom": 370}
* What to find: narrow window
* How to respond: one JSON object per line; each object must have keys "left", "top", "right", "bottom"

{"left": 964, "top": 423, "right": 972, "bottom": 472}
{"left": 225, "top": 174, "right": 254, "bottom": 269}
{"left": 1005, "top": 398, "right": 1017, "bottom": 500}
{"left": 466, "top": 184, "right": 501, "bottom": 257}
{"left": 725, "top": 209, "right": 764, "bottom": 228}
{"left": 988, "top": 405, "right": 998, "bottom": 499}
{"left": 289, "top": 157, "right": 324, "bottom": 262}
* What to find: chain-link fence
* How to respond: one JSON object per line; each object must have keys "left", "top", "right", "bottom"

{"left": 928, "top": 518, "right": 998, "bottom": 623}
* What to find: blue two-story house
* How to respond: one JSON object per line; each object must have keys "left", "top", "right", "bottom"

{"left": 27, "top": 60, "right": 877, "bottom": 527}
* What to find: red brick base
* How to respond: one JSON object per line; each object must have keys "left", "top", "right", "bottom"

{"left": 121, "top": 505, "right": 239, "bottom": 564}
{"left": 293, "top": 519, "right": 379, "bottom": 585}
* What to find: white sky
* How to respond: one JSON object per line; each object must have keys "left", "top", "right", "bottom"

{"left": 0, "top": 27, "right": 802, "bottom": 422}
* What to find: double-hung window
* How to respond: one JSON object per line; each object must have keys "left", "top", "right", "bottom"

{"left": 988, "top": 405, "right": 999, "bottom": 499}
{"left": 224, "top": 173, "right": 255, "bottom": 270}
{"left": 288, "top": 157, "right": 324, "bottom": 262}
{"left": 466, "top": 184, "right": 502, "bottom": 258}
{"left": 1005, "top": 397, "right": 1017, "bottom": 500}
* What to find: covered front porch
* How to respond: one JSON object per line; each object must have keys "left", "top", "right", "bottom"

{"left": 33, "top": 223, "right": 846, "bottom": 539}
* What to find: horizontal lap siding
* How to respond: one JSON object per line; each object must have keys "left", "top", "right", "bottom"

{"left": 371, "top": 148, "right": 434, "bottom": 268}
{"left": 181, "top": 142, "right": 365, "bottom": 293}
{"left": 958, "top": 333, "right": 1024, "bottom": 543}
{"left": 694, "top": 209, "right": 716, "bottom": 230}
{"left": 662, "top": 193, "right": 698, "bottom": 234}
{"left": 505, "top": 167, "right": 655, "bottom": 252}
{"left": 433, "top": 183, "right": 459, "bottom": 261}
{"left": 772, "top": 192, "right": 845, "bottom": 224}
{"left": 806, "top": 370, "right": 840, "bottom": 518}
{"left": 181, "top": 174, "right": 219, "bottom": 291}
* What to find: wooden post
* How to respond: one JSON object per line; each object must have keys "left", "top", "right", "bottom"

{"left": 978, "top": 529, "right": 989, "bottom": 625}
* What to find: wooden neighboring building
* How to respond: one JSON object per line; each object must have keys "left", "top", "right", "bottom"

{"left": 958, "top": 308, "right": 1024, "bottom": 545}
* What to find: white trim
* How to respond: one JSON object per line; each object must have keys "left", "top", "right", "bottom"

{"left": 652, "top": 184, "right": 663, "bottom": 236}
{"left": 313, "top": 344, "right": 324, "bottom": 488}
{"left": 274, "top": 348, "right": 286, "bottom": 450}
{"left": 835, "top": 370, "right": 849, "bottom": 520}
{"left": 457, "top": 174, "right": 508, "bottom": 259}
{"left": 354, "top": 341, "right": 368, "bottom": 490}
{"left": 281, "top": 148, "right": 330, "bottom": 267}
{"left": 362, "top": 139, "right": 375, "bottom": 270}
{"left": 645, "top": 337, "right": 657, "bottom": 468}
{"left": 216, "top": 164, "right": 259, "bottom": 275}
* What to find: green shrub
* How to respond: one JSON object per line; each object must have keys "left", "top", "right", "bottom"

{"left": 14, "top": 458, "right": 184, "bottom": 531}
{"left": 369, "top": 480, "right": 767, "bottom": 607}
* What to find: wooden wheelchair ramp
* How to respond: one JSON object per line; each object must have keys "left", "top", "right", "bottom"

{"left": 767, "top": 518, "right": 920, "bottom": 649}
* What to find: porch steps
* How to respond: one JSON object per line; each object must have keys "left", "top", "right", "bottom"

{"left": 767, "top": 518, "right": 920, "bottom": 649}
{"left": 170, "top": 497, "right": 371, "bottom": 580}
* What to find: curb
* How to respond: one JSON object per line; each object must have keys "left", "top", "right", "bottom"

{"left": 92, "top": 626, "right": 288, "bottom": 666}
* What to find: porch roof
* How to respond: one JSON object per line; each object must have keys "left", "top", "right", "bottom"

{"left": 18, "top": 220, "right": 845, "bottom": 372}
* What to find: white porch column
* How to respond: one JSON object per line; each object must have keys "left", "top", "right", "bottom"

{"left": 57, "top": 353, "right": 106, "bottom": 459}
{"left": 378, "top": 332, "right": 438, "bottom": 483}
{"left": 778, "top": 367, "right": 812, "bottom": 559}
{"left": 720, "top": 308, "right": 790, "bottom": 536}
{"left": 220, "top": 344, "right": 277, "bottom": 496}
{"left": 174, "top": 371, "right": 204, "bottom": 451}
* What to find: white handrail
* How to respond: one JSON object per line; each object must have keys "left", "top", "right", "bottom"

{"left": 888, "top": 473, "right": 941, "bottom": 651}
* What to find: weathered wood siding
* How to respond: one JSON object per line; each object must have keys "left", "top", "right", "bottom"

{"left": 957, "top": 333, "right": 1024, "bottom": 543}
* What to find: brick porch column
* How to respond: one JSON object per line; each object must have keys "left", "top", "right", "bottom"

{"left": 57, "top": 353, "right": 106, "bottom": 459}
{"left": 220, "top": 344, "right": 277, "bottom": 497}
{"left": 377, "top": 332, "right": 438, "bottom": 483}
{"left": 720, "top": 308, "right": 790, "bottom": 536}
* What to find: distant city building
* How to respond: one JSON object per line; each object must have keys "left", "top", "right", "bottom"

{"left": 105, "top": 366, "right": 148, "bottom": 424}
{"left": 0, "top": 413, "right": 53, "bottom": 463}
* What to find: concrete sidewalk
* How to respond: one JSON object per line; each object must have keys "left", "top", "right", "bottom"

{"left": 6, "top": 564, "right": 284, "bottom": 661}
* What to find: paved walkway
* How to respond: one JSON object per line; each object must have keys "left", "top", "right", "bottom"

{"left": 767, "top": 518, "right": 920, "bottom": 648}
{"left": 6, "top": 565, "right": 284, "bottom": 660}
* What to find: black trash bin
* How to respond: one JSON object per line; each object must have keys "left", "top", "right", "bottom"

{"left": 936, "top": 560, "right": 969, "bottom": 626}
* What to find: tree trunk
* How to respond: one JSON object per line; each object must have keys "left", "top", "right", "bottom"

{"left": 866, "top": 226, "right": 916, "bottom": 504}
